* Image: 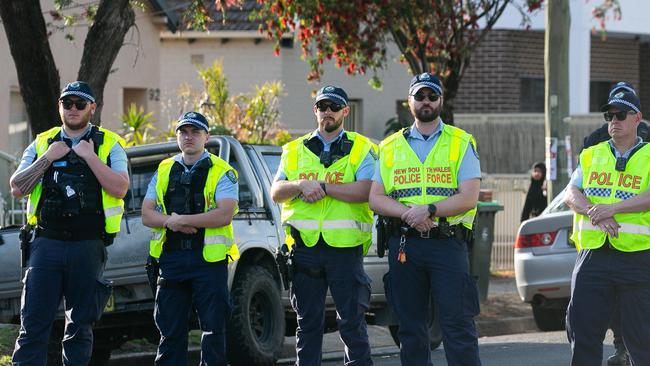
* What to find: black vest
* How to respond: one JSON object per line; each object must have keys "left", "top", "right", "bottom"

{"left": 163, "top": 159, "right": 212, "bottom": 246}
{"left": 38, "top": 127, "right": 105, "bottom": 232}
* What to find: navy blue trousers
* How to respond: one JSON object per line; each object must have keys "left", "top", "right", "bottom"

{"left": 386, "top": 235, "right": 481, "bottom": 366}
{"left": 290, "top": 240, "right": 373, "bottom": 366}
{"left": 12, "top": 237, "right": 106, "bottom": 366}
{"left": 154, "top": 249, "right": 230, "bottom": 366}
{"left": 567, "top": 244, "right": 650, "bottom": 366}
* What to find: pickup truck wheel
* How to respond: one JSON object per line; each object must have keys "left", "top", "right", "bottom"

{"left": 388, "top": 317, "right": 442, "bottom": 350}
{"left": 227, "top": 265, "right": 284, "bottom": 366}
{"left": 532, "top": 303, "right": 566, "bottom": 331}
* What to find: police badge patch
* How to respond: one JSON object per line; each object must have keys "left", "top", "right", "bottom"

{"left": 226, "top": 170, "right": 238, "bottom": 184}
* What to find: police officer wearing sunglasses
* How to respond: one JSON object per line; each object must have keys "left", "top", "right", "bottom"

{"left": 141, "top": 111, "right": 239, "bottom": 365}
{"left": 565, "top": 90, "right": 650, "bottom": 366}
{"left": 271, "top": 86, "right": 376, "bottom": 365}
{"left": 369, "top": 73, "right": 482, "bottom": 365}
{"left": 10, "top": 81, "right": 129, "bottom": 364}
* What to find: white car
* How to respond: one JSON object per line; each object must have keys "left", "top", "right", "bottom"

{"left": 514, "top": 189, "right": 576, "bottom": 331}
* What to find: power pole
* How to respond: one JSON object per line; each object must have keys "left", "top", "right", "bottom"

{"left": 544, "top": 0, "right": 571, "bottom": 200}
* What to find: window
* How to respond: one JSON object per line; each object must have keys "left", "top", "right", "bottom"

{"left": 126, "top": 163, "right": 158, "bottom": 212}
{"left": 520, "top": 78, "right": 545, "bottom": 113}
{"left": 261, "top": 152, "right": 281, "bottom": 178}
{"left": 590, "top": 81, "right": 615, "bottom": 112}
{"left": 123, "top": 88, "right": 148, "bottom": 115}
{"left": 344, "top": 99, "right": 362, "bottom": 132}
{"left": 228, "top": 156, "right": 254, "bottom": 209}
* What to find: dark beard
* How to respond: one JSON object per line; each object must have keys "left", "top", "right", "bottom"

{"left": 414, "top": 105, "right": 441, "bottom": 123}
{"left": 324, "top": 117, "right": 343, "bottom": 133}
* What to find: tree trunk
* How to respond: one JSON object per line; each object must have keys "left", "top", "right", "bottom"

{"left": 0, "top": 0, "right": 61, "bottom": 136}
{"left": 78, "top": 0, "right": 135, "bottom": 125}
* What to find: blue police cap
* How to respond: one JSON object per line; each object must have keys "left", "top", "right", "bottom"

{"left": 409, "top": 72, "right": 443, "bottom": 96}
{"left": 608, "top": 81, "right": 636, "bottom": 98}
{"left": 60, "top": 81, "right": 95, "bottom": 103}
{"left": 601, "top": 91, "right": 641, "bottom": 114}
{"left": 315, "top": 85, "right": 348, "bottom": 106}
{"left": 176, "top": 111, "right": 209, "bottom": 132}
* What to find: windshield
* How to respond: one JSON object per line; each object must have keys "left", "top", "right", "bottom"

{"left": 543, "top": 187, "right": 570, "bottom": 214}
{"left": 261, "top": 153, "right": 281, "bottom": 177}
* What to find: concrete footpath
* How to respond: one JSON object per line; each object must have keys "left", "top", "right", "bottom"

{"left": 109, "top": 276, "right": 537, "bottom": 365}
{"left": 275, "top": 276, "right": 536, "bottom": 364}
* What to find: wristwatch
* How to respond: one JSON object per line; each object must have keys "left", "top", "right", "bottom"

{"left": 320, "top": 182, "right": 327, "bottom": 195}
{"left": 427, "top": 204, "right": 437, "bottom": 217}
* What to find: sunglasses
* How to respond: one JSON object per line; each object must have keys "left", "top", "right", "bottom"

{"left": 316, "top": 101, "right": 344, "bottom": 112}
{"left": 604, "top": 111, "right": 635, "bottom": 122}
{"left": 412, "top": 93, "right": 440, "bottom": 102}
{"left": 61, "top": 99, "right": 89, "bottom": 110}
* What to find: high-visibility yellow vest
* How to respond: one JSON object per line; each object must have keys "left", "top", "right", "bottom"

{"left": 379, "top": 125, "right": 477, "bottom": 229}
{"left": 570, "top": 141, "right": 650, "bottom": 252}
{"left": 149, "top": 154, "right": 240, "bottom": 262}
{"left": 26, "top": 126, "right": 125, "bottom": 234}
{"left": 280, "top": 131, "right": 376, "bottom": 254}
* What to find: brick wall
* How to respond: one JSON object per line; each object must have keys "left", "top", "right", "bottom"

{"left": 455, "top": 30, "right": 545, "bottom": 113}
{"left": 590, "top": 35, "right": 640, "bottom": 85}
{"left": 454, "top": 30, "right": 643, "bottom": 114}
{"left": 640, "top": 42, "right": 650, "bottom": 115}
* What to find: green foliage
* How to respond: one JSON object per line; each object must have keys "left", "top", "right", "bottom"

{"left": 235, "top": 81, "right": 285, "bottom": 144}
{"left": 120, "top": 103, "right": 156, "bottom": 146}
{"left": 172, "top": 60, "right": 289, "bottom": 145}
{"left": 0, "top": 325, "right": 19, "bottom": 361}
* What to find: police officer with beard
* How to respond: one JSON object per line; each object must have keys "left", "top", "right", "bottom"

{"left": 142, "top": 111, "right": 239, "bottom": 366}
{"left": 10, "top": 81, "right": 129, "bottom": 365}
{"left": 370, "top": 73, "right": 482, "bottom": 366}
{"left": 271, "top": 85, "right": 376, "bottom": 366}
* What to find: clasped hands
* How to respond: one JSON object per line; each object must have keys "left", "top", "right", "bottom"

{"left": 401, "top": 204, "right": 435, "bottom": 233}
{"left": 297, "top": 180, "right": 326, "bottom": 203}
{"left": 585, "top": 204, "right": 620, "bottom": 238}
{"left": 164, "top": 212, "right": 197, "bottom": 234}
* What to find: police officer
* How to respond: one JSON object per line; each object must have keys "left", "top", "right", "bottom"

{"left": 141, "top": 111, "right": 239, "bottom": 366}
{"left": 579, "top": 81, "right": 641, "bottom": 366}
{"left": 564, "top": 91, "right": 650, "bottom": 366}
{"left": 369, "top": 73, "right": 482, "bottom": 366}
{"left": 10, "top": 81, "right": 129, "bottom": 365}
{"left": 271, "top": 85, "right": 376, "bottom": 366}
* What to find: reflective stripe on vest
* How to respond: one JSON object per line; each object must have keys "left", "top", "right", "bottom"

{"left": 379, "top": 125, "right": 477, "bottom": 229}
{"left": 149, "top": 154, "right": 240, "bottom": 263}
{"left": 280, "top": 131, "right": 376, "bottom": 253}
{"left": 26, "top": 126, "right": 126, "bottom": 234}
{"left": 570, "top": 141, "right": 650, "bottom": 252}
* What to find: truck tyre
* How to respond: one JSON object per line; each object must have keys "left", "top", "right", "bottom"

{"left": 532, "top": 303, "right": 566, "bottom": 331}
{"left": 227, "top": 265, "right": 285, "bottom": 366}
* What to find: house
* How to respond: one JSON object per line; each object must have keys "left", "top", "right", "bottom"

{"left": 0, "top": 0, "right": 648, "bottom": 174}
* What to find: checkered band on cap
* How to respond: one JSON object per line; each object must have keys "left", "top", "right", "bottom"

{"left": 411, "top": 81, "right": 443, "bottom": 96}
{"left": 584, "top": 187, "right": 612, "bottom": 197}
{"left": 607, "top": 98, "right": 641, "bottom": 113}
{"left": 319, "top": 92, "right": 347, "bottom": 106}
{"left": 60, "top": 90, "right": 95, "bottom": 103}
{"left": 615, "top": 190, "right": 637, "bottom": 200}
{"left": 177, "top": 117, "right": 209, "bottom": 131}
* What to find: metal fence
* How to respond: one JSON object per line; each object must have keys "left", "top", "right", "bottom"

{"left": 0, "top": 195, "right": 26, "bottom": 228}
{"left": 481, "top": 174, "right": 530, "bottom": 272}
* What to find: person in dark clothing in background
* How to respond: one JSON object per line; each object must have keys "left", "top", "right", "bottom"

{"left": 520, "top": 162, "right": 547, "bottom": 222}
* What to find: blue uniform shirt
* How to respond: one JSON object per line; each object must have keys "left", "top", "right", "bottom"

{"left": 569, "top": 137, "right": 649, "bottom": 189}
{"left": 372, "top": 121, "right": 481, "bottom": 184}
{"left": 144, "top": 151, "right": 239, "bottom": 202}
{"left": 15, "top": 124, "right": 128, "bottom": 174}
{"left": 274, "top": 129, "right": 377, "bottom": 181}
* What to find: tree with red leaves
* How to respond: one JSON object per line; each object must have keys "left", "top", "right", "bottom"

{"left": 190, "top": 0, "right": 620, "bottom": 124}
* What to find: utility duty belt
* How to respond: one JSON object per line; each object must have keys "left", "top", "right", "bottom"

{"left": 387, "top": 218, "right": 471, "bottom": 241}
{"left": 163, "top": 238, "right": 203, "bottom": 251}
{"left": 35, "top": 227, "right": 103, "bottom": 241}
